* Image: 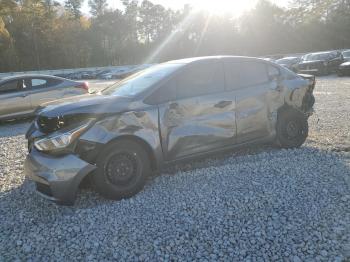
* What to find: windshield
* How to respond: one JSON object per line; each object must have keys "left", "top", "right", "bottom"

{"left": 342, "top": 51, "right": 350, "bottom": 58}
{"left": 102, "top": 63, "right": 182, "bottom": 97}
{"left": 303, "top": 53, "right": 333, "bottom": 61}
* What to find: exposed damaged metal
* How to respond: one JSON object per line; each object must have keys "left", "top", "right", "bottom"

{"left": 24, "top": 56, "right": 316, "bottom": 205}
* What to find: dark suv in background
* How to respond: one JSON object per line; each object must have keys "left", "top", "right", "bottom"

{"left": 338, "top": 49, "right": 350, "bottom": 76}
{"left": 297, "top": 50, "right": 344, "bottom": 75}
{"left": 276, "top": 57, "right": 301, "bottom": 72}
{"left": 24, "top": 56, "right": 315, "bottom": 205}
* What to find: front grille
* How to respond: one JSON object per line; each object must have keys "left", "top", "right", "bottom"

{"left": 36, "top": 183, "right": 53, "bottom": 197}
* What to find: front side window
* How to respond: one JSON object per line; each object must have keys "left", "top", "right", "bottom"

{"left": 176, "top": 61, "right": 224, "bottom": 99}
{"left": 145, "top": 78, "right": 177, "bottom": 105}
{"left": 102, "top": 63, "right": 182, "bottom": 97}
{"left": 0, "top": 80, "right": 20, "bottom": 94}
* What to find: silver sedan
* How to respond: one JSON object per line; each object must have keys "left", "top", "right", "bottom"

{"left": 0, "top": 74, "right": 89, "bottom": 120}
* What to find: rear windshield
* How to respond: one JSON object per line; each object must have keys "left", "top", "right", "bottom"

{"left": 102, "top": 63, "right": 182, "bottom": 97}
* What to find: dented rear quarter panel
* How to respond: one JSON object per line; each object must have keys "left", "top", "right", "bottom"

{"left": 282, "top": 77, "right": 310, "bottom": 108}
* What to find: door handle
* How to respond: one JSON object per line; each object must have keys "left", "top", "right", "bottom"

{"left": 215, "top": 100, "right": 232, "bottom": 108}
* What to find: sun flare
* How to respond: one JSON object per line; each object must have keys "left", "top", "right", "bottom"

{"left": 188, "top": 0, "right": 257, "bottom": 16}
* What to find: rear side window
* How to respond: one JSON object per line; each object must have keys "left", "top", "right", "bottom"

{"left": 281, "top": 67, "right": 298, "bottom": 80}
{"left": 176, "top": 61, "right": 224, "bottom": 99}
{"left": 239, "top": 62, "right": 268, "bottom": 87}
{"left": 224, "top": 61, "right": 269, "bottom": 90}
{"left": 224, "top": 61, "right": 240, "bottom": 90}
{"left": 0, "top": 80, "right": 20, "bottom": 94}
{"left": 267, "top": 65, "right": 280, "bottom": 79}
{"left": 47, "top": 78, "right": 63, "bottom": 87}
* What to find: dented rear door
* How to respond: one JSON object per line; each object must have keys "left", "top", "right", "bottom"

{"left": 225, "top": 60, "right": 276, "bottom": 144}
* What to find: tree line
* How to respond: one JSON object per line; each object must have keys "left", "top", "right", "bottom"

{"left": 0, "top": 0, "right": 349, "bottom": 72}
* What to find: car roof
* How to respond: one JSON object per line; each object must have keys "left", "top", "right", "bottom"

{"left": 165, "top": 56, "right": 269, "bottom": 65}
{"left": 0, "top": 74, "right": 70, "bottom": 83}
{"left": 278, "top": 56, "right": 298, "bottom": 60}
{"left": 306, "top": 51, "right": 337, "bottom": 56}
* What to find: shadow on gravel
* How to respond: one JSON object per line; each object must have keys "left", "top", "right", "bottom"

{"left": 0, "top": 118, "right": 32, "bottom": 138}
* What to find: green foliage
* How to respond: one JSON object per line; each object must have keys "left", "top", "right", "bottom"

{"left": 88, "top": 0, "right": 108, "bottom": 17}
{"left": 65, "top": 0, "right": 83, "bottom": 19}
{"left": 0, "top": 0, "right": 350, "bottom": 72}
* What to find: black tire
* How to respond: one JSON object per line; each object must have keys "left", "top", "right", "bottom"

{"left": 276, "top": 109, "right": 308, "bottom": 148}
{"left": 92, "top": 139, "right": 150, "bottom": 200}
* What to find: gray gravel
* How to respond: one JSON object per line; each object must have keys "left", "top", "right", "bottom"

{"left": 1, "top": 77, "right": 350, "bottom": 261}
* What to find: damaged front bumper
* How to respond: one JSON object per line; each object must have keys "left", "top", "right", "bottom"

{"left": 24, "top": 148, "right": 96, "bottom": 205}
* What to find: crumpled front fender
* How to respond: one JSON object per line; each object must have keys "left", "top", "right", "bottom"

{"left": 24, "top": 148, "right": 96, "bottom": 205}
{"left": 78, "top": 108, "right": 163, "bottom": 169}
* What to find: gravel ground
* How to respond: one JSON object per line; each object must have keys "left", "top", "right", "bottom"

{"left": 0, "top": 76, "right": 349, "bottom": 261}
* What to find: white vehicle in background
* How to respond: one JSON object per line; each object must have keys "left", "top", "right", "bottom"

{"left": 0, "top": 74, "right": 88, "bottom": 121}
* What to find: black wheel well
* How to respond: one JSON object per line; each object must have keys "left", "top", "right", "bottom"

{"left": 103, "top": 135, "right": 158, "bottom": 171}
{"left": 277, "top": 105, "right": 303, "bottom": 119}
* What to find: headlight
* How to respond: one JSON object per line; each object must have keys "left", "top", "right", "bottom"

{"left": 34, "top": 120, "right": 94, "bottom": 152}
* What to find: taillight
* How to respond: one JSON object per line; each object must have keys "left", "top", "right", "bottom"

{"left": 76, "top": 82, "right": 89, "bottom": 92}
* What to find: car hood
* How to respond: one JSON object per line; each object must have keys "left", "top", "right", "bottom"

{"left": 38, "top": 94, "right": 133, "bottom": 118}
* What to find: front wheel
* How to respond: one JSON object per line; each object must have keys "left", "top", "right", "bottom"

{"left": 276, "top": 110, "right": 308, "bottom": 148}
{"left": 92, "top": 139, "right": 150, "bottom": 200}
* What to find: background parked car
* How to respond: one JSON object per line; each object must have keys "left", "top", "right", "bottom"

{"left": 276, "top": 57, "right": 301, "bottom": 72}
{"left": 0, "top": 74, "right": 88, "bottom": 121}
{"left": 337, "top": 49, "right": 350, "bottom": 76}
{"left": 341, "top": 49, "right": 350, "bottom": 62}
{"left": 338, "top": 62, "right": 350, "bottom": 76}
{"left": 297, "top": 50, "right": 344, "bottom": 75}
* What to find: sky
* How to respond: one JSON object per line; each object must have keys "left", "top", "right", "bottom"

{"left": 79, "top": 0, "right": 291, "bottom": 16}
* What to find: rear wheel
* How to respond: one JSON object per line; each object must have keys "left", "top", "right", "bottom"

{"left": 92, "top": 140, "right": 150, "bottom": 200}
{"left": 276, "top": 110, "right": 308, "bottom": 148}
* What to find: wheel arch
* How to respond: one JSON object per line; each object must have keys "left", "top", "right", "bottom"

{"left": 100, "top": 135, "right": 159, "bottom": 171}
{"left": 277, "top": 104, "right": 304, "bottom": 119}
